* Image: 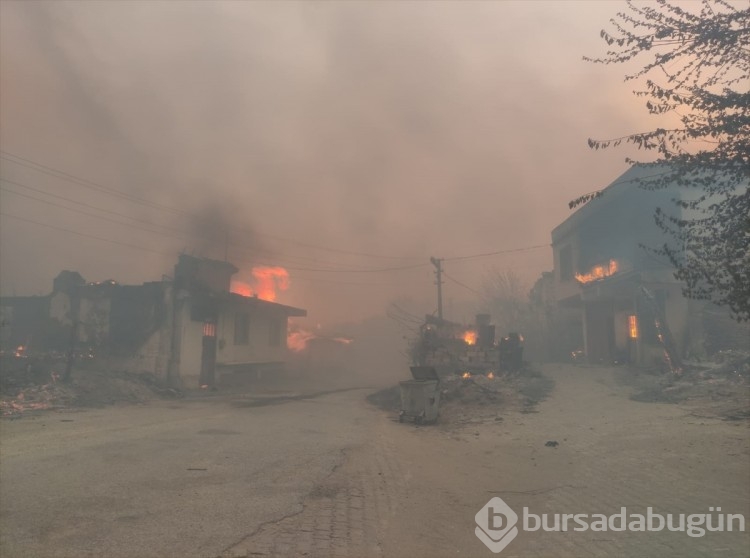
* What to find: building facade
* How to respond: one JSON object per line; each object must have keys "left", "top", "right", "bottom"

{"left": 551, "top": 166, "right": 700, "bottom": 368}
{"left": 0, "top": 255, "right": 306, "bottom": 389}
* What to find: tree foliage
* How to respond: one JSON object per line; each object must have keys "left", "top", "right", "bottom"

{"left": 583, "top": 0, "right": 750, "bottom": 321}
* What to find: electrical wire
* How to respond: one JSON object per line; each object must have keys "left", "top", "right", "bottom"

{"left": 442, "top": 271, "right": 484, "bottom": 297}
{"left": 0, "top": 178, "right": 404, "bottom": 270}
{"left": 0, "top": 150, "right": 423, "bottom": 261}
{"left": 0, "top": 211, "right": 174, "bottom": 256}
{"left": 444, "top": 244, "right": 549, "bottom": 262}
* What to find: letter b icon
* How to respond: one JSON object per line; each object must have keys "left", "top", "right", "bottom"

{"left": 475, "top": 497, "right": 519, "bottom": 553}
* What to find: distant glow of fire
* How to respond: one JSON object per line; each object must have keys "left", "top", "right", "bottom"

{"left": 286, "top": 325, "right": 352, "bottom": 352}
{"left": 331, "top": 337, "right": 353, "bottom": 345}
{"left": 462, "top": 330, "right": 477, "bottom": 345}
{"left": 575, "top": 259, "right": 619, "bottom": 284}
{"left": 14, "top": 345, "right": 26, "bottom": 358}
{"left": 287, "top": 328, "right": 316, "bottom": 352}
{"left": 487, "top": 372, "right": 495, "bottom": 379}
{"left": 231, "top": 266, "right": 290, "bottom": 301}
{"left": 461, "top": 372, "right": 471, "bottom": 379}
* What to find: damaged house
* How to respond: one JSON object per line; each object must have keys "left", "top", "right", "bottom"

{"left": 0, "top": 255, "right": 306, "bottom": 389}
{"left": 550, "top": 165, "right": 740, "bottom": 368}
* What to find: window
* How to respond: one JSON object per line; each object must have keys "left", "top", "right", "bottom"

{"left": 234, "top": 313, "right": 249, "bottom": 345}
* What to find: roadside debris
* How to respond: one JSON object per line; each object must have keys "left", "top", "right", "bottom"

{"left": 621, "top": 350, "right": 749, "bottom": 421}
{"left": 1, "top": 355, "right": 182, "bottom": 418}
{"left": 368, "top": 366, "right": 554, "bottom": 426}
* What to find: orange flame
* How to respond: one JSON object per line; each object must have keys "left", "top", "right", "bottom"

{"left": 288, "top": 328, "right": 316, "bottom": 352}
{"left": 462, "top": 330, "right": 477, "bottom": 346}
{"left": 231, "top": 266, "right": 290, "bottom": 301}
{"left": 461, "top": 372, "right": 471, "bottom": 379}
{"left": 575, "top": 259, "right": 619, "bottom": 284}
{"left": 230, "top": 280, "right": 254, "bottom": 297}
{"left": 252, "top": 266, "right": 289, "bottom": 301}
{"left": 487, "top": 372, "right": 495, "bottom": 379}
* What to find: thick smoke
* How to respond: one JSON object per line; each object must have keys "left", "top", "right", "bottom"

{"left": 1, "top": 1, "right": 644, "bottom": 324}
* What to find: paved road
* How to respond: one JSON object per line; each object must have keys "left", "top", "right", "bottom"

{"left": 2, "top": 366, "right": 749, "bottom": 558}
{"left": 0, "top": 389, "right": 375, "bottom": 558}
{"left": 224, "top": 365, "right": 750, "bottom": 558}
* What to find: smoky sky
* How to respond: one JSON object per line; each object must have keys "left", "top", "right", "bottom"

{"left": 0, "top": 1, "right": 652, "bottom": 324}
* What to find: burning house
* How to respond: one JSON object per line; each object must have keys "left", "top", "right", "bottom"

{"left": 166, "top": 255, "right": 306, "bottom": 387}
{"left": 550, "top": 166, "right": 720, "bottom": 368}
{"left": 0, "top": 255, "right": 307, "bottom": 389}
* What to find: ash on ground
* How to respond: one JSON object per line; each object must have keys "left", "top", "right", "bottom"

{"left": 0, "top": 355, "right": 181, "bottom": 418}
{"left": 617, "top": 350, "right": 750, "bottom": 421}
{"left": 367, "top": 366, "right": 554, "bottom": 426}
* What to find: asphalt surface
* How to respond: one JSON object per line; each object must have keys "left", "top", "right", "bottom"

{"left": 0, "top": 389, "right": 374, "bottom": 558}
{"left": 2, "top": 366, "right": 749, "bottom": 558}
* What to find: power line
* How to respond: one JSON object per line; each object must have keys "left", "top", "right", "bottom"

{"left": 0, "top": 211, "right": 174, "bottom": 256}
{"left": 0, "top": 150, "right": 423, "bottom": 261}
{"left": 444, "top": 244, "right": 549, "bottom": 262}
{"left": 0, "top": 208, "right": 430, "bottom": 274}
{"left": 0, "top": 178, "right": 398, "bottom": 270}
{"left": 291, "top": 275, "right": 416, "bottom": 287}
{"left": 0, "top": 177, "right": 182, "bottom": 232}
{"left": 0, "top": 185, "right": 185, "bottom": 240}
{"left": 0, "top": 153, "right": 563, "bottom": 272}
{"left": 0, "top": 152, "right": 183, "bottom": 215}
{"left": 283, "top": 261, "right": 430, "bottom": 273}
{"left": 443, "top": 271, "right": 483, "bottom": 297}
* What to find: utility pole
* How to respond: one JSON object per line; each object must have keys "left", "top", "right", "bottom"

{"left": 430, "top": 257, "right": 444, "bottom": 321}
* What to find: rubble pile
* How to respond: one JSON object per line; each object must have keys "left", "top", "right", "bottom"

{"left": 0, "top": 376, "right": 76, "bottom": 417}
{"left": 440, "top": 374, "right": 504, "bottom": 406}
{"left": 1, "top": 356, "right": 181, "bottom": 418}
{"left": 367, "top": 368, "right": 554, "bottom": 425}
{"left": 628, "top": 350, "right": 750, "bottom": 420}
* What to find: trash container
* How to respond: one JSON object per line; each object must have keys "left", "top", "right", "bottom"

{"left": 399, "top": 366, "right": 440, "bottom": 424}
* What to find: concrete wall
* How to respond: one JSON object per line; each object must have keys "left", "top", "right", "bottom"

{"left": 78, "top": 297, "right": 111, "bottom": 345}
{"left": 105, "top": 327, "right": 170, "bottom": 379}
